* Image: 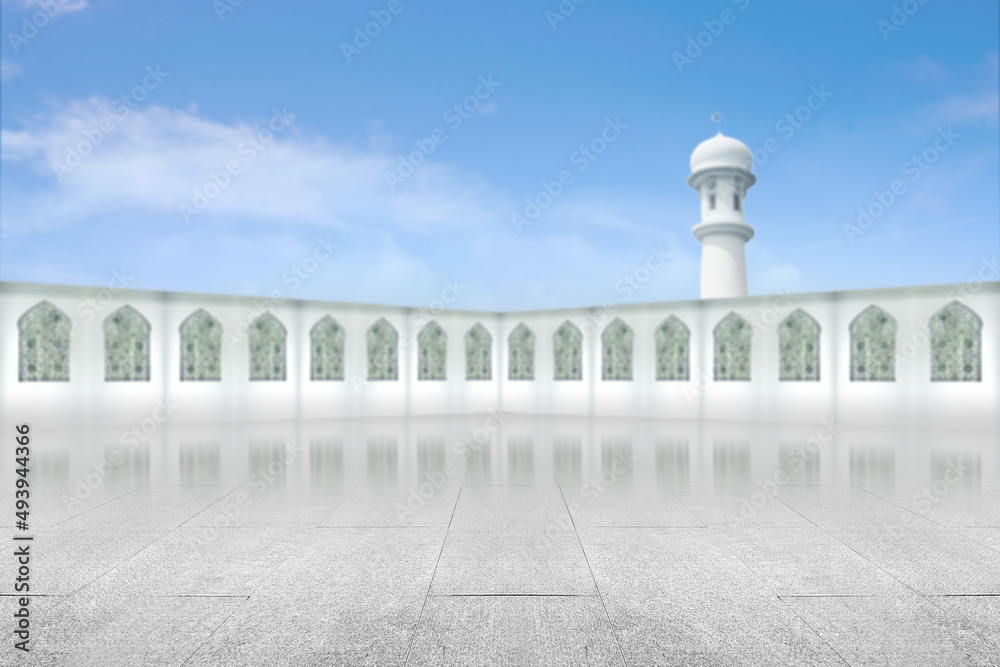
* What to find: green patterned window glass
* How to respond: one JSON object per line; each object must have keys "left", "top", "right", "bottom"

{"left": 180, "top": 309, "right": 222, "bottom": 382}
{"left": 778, "top": 309, "right": 820, "bottom": 382}
{"left": 655, "top": 316, "right": 690, "bottom": 381}
{"left": 310, "top": 315, "right": 345, "bottom": 381}
{"left": 465, "top": 323, "right": 492, "bottom": 381}
{"left": 850, "top": 305, "right": 896, "bottom": 382}
{"left": 367, "top": 318, "right": 398, "bottom": 381}
{"left": 714, "top": 312, "right": 752, "bottom": 381}
{"left": 553, "top": 321, "right": 582, "bottom": 381}
{"left": 105, "top": 305, "right": 150, "bottom": 382}
{"left": 930, "top": 301, "right": 981, "bottom": 382}
{"left": 602, "top": 318, "right": 633, "bottom": 381}
{"left": 418, "top": 321, "right": 447, "bottom": 381}
{"left": 19, "top": 300, "right": 71, "bottom": 382}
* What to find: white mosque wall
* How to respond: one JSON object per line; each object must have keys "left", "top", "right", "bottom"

{"left": 1, "top": 280, "right": 997, "bottom": 432}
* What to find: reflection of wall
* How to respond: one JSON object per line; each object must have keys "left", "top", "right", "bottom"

{"left": 2, "top": 280, "right": 997, "bottom": 429}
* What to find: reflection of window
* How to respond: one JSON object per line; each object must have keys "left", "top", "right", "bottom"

{"left": 19, "top": 300, "right": 71, "bottom": 382}
{"left": 465, "top": 323, "right": 492, "bottom": 381}
{"left": 508, "top": 323, "right": 535, "bottom": 380}
{"left": 714, "top": 312, "right": 752, "bottom": 381}
{"left": 367, "top": 318, "right": 398, "bottom": 381}
{"left": 850, "top": 305, "right": 896, "bottom": 382}
{"left": 249, "top": 313, "right": 286, "bottom": 381}
{"left": 180, "top": 309, "right": 222, "bottom": 382}
{"left": 418, "top": 321, "right": 447, "bottom": 381}
{"left": 930, "top": 301, "right": 982, "bottom": 382}
{"left": 553, "top": 321, "right": 582, "bottom": 381}
{"left": 655, "top": 316, "right": 690, "bottom": 381}
{"left": 310, "top": 316, "right": 345, "bottom": 381}
{"left": 105, "top": 305, "right": 151, "bottom": 382}
{"left": 778, "top": 309, "right": 820, "bottom": 381}
{"left": 602, "top": 318, "right": 633, "bottom": 381}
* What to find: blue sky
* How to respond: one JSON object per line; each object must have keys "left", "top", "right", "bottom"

{"left": 1, "top": 0, "right": 997, "bottom": 311}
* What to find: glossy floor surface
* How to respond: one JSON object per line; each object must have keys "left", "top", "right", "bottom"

{"left": 2, "top": 414, "right": 999, "bottom": 666}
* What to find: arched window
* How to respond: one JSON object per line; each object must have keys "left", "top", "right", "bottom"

{"left": 310, "top": 315, "right": 345, "bottom": 381}
{"left": 779, "top": 309, "right": 820, "bottom": 381}
{"left": 418, "top": 321, "right": 447, "bottom": 381}
{"left": 602, "top": 318, "right": 633, "bottom": 381}
{"left": 655, "top": 316, "right": 690, "bottom": 381}
{"left": 18, "top": 300, "right": 71, "bottom": 382}
{"left": 553, "top": 321, "right": 582, "bottom": 381}
{"left": 508, "top": 323, "right": 535, "bottom": 381}
{"left": 930, "top": 301, "right": 982, "bottom": 382}
{"left": 104, "top": 305, "right": 150, "bottom": 382}
{"left": 180, "top": 309, "right": 222, "bottom": 381}
{"left": 850, "top": 305, "right": 896, "bottom": 382}
{"left": 465, "top": 323, "right": 492, "bottom": 381}
{"left": 714, "top": 312, "right": 752, "bottom": 381}
{"left": 367, "top": 318, "right": 398, "bottom": 381}
{"left": 249, "top": 313, "right": 286, "bottom": 381}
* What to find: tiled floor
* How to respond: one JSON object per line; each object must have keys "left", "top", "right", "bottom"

{"left": 2, "top": 415, "right": 998, "bottom": 665}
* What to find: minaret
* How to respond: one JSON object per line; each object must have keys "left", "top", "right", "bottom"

{"left": 688, "top": 121, "right": 756, "bottom": 299}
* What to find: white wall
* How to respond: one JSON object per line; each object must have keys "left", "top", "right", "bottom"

{"left": 2, "top": 280, "right": 997, "bottom": 431}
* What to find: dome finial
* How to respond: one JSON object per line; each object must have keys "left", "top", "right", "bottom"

{"left": 711, "top": 112, "right": 723, "bottom": 134}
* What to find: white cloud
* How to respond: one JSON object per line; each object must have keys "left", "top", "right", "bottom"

{"left": 22, "top": 0, "right": 88, "bottom": 16}
{"left": 0, "top": 59, "right": 21, "bottom": 82}
{"left": 0, "top": 97, "right": 514, "bottom": 233}
{"left": 0, "top": 96, "right": 703, "bottom": 308}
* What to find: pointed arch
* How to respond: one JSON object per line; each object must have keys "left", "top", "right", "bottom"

{"left": 180, "top": 309, "right": 222, "bottom": 381}
{"left": 553, "top": 320, "right": 583, "bottom": 381}
{"left": 602, "top": 318, "right": 634, "bottom": 381}
{"left": 465, "top": 323, "right": 492, "bottom": 381}
{"left": 778, "top": 309, "right": 820, "bottom": 382}
{"left": 310, "top": 315, "right": 345, "bottom": 381}
{"left": 249, "top": 312, "right": 286, "bottom": 381}
{"left": 508, "top": 323, "right": 535, "bottom": 381}
{"left": 367, "top": 318, "right": 398, "bottom": 381}
{"left": 418, "top": 321, "right": 447, "bottom": 380}
{"left": 655, "top": 315, "right": 690, "bottom": 381}
{"left": 18, "top": 300, "right": 71, "bottom": 382}
{"left": 850, "top": 305, "right": 896, "bottom": 382}
{"left": 930, "top": 301, "right": 982, "bottom": 382}
{"left": 714, "top": 312, "right": 752, "bottom": 381}
{"left": 104, "top": 305, "right": 151, "bottom": 381}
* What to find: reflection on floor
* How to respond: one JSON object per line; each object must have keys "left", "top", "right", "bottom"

{"left": 3, "top": 414, "right": 999, "bottom": 666}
